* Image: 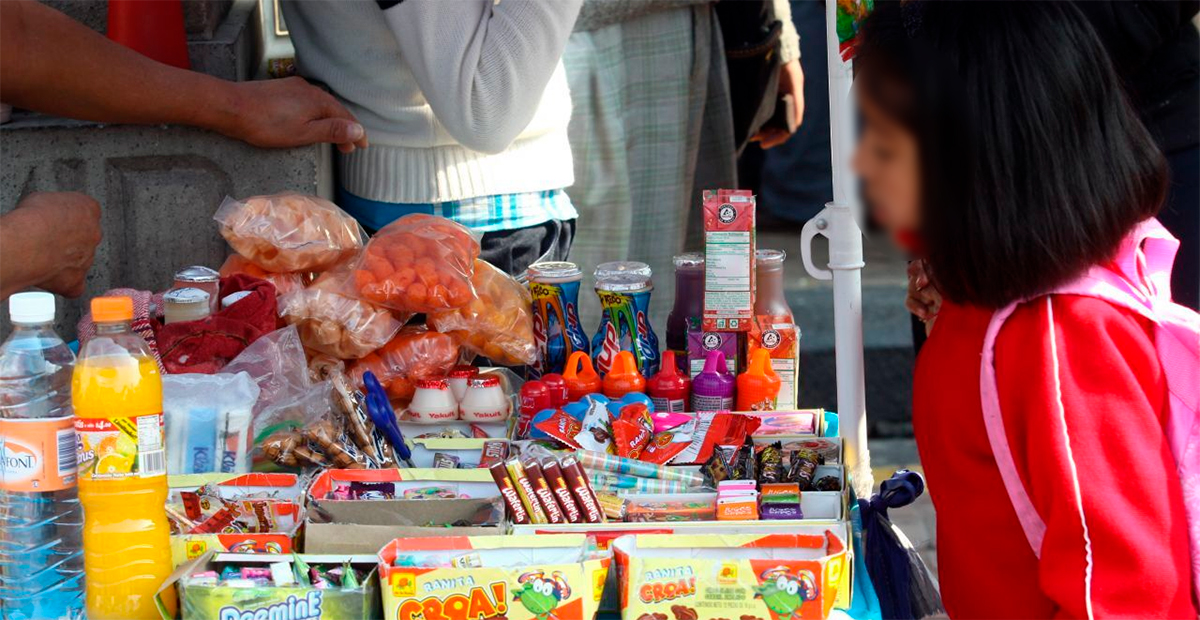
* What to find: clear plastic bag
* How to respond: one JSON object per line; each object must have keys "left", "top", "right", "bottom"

{"left": 218, "top": 253, "right": 311, "bottom": 297}
{"left": 350, "top": 214, "right": 481, "bottom": 313}
{"left": 347, "top": 325, "right": 461, "bottom": 403}
{"left": 223, "top": 326, "right": 311, "bottom": 423}
{"left": 428, "top": 259, "right": 537, "bottom": 366}
{"left": 278, "top": 279, "right": 403, "bottom": 360}
{"left": 163, "top": 372, "right": 260, "bottom": 475}
{"left": 215, "top": 193, "right": 366, "bottom": 273}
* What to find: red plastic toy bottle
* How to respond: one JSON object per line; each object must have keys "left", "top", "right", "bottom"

{"left": 602, "top": 351, "right": 646, "bottom": 399}
{"left": 517, "top": 380, "right": 551, "bottom": 438}
{"left": 736, "top": 349, "right": 782, "bottom": 411}
{"left": 540, "top": 373, "right": 569, "bottom": 407}
{"left": 561, "top": 351, "right": 601, "bottom": 401}
{"left": 646, "top": 350, "right": 690, "bottom": 412}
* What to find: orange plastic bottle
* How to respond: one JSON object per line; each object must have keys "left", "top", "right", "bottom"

{"left": 736, "top": 349, "right": 782, "bottom": 412}
{"left": 602, "top": 351, "right": 646, "bottom": 399}
{"left": 73, "top": 297, "right": 175, "bottom": 619}
{"left": 561, "top": 351, "right": 602, "bottom": 402}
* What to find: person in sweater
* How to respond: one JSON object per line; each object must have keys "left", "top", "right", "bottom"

{"left": 852, "top": 2, "right": 1196, "bottom": 617}
{"left": 282, "top": 0, "right": 583, "bottom": 276}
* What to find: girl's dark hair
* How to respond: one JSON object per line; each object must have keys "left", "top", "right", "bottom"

{"left": 856, "top": 1, "right": 1168, "bottom": 308}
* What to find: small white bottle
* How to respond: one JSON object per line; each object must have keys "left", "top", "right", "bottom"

{"left": 447, "top": 366, "right": 478, "bottom": 402}
{"left": 407, "top": 379, "right": 458, "bottom": 424}
{"left": 459, "top": 376, "right": 511, "bottom": 422}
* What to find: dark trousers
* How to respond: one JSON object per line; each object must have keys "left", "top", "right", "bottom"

{"left": 479, "top": 219, "right": 576, "bottom": 278}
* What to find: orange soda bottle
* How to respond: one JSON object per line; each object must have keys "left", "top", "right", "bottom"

{"left": 736, "top": 349, "right": 782, "bottom": 411}
{"left": 72, "top": 297, "right": 175, "bottom": 618}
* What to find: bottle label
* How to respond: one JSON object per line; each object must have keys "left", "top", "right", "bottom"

{"left": 0, "top": 415, "right": 77, "bottom": 492}
{"left": 75, "top": 412, "right": 166, "bottom": 480}
{"left": 650, "top": 396, "right": 687, "bottom": 413}
{"left": 691, "top": 394, "right": 733, "bottom": 412}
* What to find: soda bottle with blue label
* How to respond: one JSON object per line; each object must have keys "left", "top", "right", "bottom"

{"left": 591, "top": 262, "right": 661, "bottom": 377}
{"left": 527, "top": 262, "right": 590, "bottom": 378}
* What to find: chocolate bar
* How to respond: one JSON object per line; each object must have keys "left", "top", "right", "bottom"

{"left": 560, "top": 455, "right": 605, "bottom": 523}
{"left": 522, "top": 458, "right": 565, "bottom": 524}
{"left": 488, "top": 461, "right": 530, "bottom": 524}
{"left": 540, "top": 457, "right": 583, "bottom": 523}
{"left": 506, "top": 457, "right": 550, "bottom": 524}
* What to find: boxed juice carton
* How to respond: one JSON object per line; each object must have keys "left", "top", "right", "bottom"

{"left": 167, "top": 473, "right": 304, "bottom": 567}
{"left": 703, "top": 189, "right": 756, "bottom": 332}
{"left": 378, "top": 534, "right": 610, "bottom": 620}
{"left": 156, "top": 551, "right": 380, "bottom": 619}
{"left": 613, "top": 531, "right": 847, "bottom": 620}
{"left": 748, "top": 318, "right": 801, "bottom": 410}
{"left": 306, "top": 468, "right": 505, "bottom": 554}
{"left": 686, "top": 317, "right": 742, "bottom": 378}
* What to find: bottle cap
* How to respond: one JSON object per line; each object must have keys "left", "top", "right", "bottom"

{"left": 8, "top": 291, "right": 55, "bottom": 323}
{"left": 469, "top": 376, "right": 501, "bottom": 388}
{"left": 92, "top": 296, "right": 134, "bottom": 322}
{"left": 527, "top": 261, "right": 582, "bottom": 281}
{"left": 755, "top": 249, "right": 786, "bottom": 266}
{"left": 673, "top": 252, "right": 705, "bottom": 270}
{"left": 702, "top": 350, "right": 727, "bottom": 375}
{"left": 594, "top": 261, "right": 651, "bottom": 279}
{"left": 647, "top": 351, "right": 689, "bottom": 393}
{"left": 415, "top": 378, "right": 449, "bottom": 390}
{"left": 174, "top": 265, "right": 220, "bottom": 284}
{"left": 602, "top": 351, "right": 646, "bottom": 397}
{"left": 594, "top": 273, "right": 653, "bottom": 293}
{"left": 449, "top": 365, "right": 479, "bottom": 379}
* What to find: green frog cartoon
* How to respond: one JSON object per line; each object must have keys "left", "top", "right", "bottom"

{"left": 753, "top": 567, "right": 818, "bottom": 620}
{"left": 513, "top": 570, "right": 571, "bottom": 620}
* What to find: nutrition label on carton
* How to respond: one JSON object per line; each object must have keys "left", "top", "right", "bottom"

{"left": 705, "top": 232, "right": 752, "bottom": 291}
{"left": 703, "top": 189, "right": 756, "bottom": 331}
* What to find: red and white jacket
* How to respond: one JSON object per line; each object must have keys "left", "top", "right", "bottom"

{"left": 914, "top": 295, "right": 1196, "bottom": 619}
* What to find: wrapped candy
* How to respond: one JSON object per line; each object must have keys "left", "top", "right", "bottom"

{"left": 215, "top": 193, "right": 365, "bottom": 273}
{"left": 348, "top": 326, "right": 461, "bottom": 403}
{"left": 219, "top": 254, "right": 311, "bottom": 297}
{"left": 428, "top": 260, "right": 536, "bottom": 365}
{"left": 351, "top": 214, "right": 481, "bottom": 313}
{"left": 278, "top": 281, "right": 403, "bottom": 359}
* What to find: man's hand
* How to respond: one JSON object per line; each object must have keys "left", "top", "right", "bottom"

{"left": 220, "top": 77, "right": 369, "bottom": 154}
{"left": 751, "top": 59, "right": 806, "bottom": 150}
{"left": 906, "top": 259, "right": 942, "bottom": 334}
{"left": 0, "top": 192, "right": 102, "bottom": 299}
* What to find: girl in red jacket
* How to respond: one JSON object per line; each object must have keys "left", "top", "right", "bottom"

{"left": 852, "top": 2, "right": 1197, "bottom": 618}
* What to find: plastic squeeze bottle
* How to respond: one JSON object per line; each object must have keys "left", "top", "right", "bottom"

{"left": 0, "top": 292, "right": 85, "bottom": 619}
{"left": 562, "top": 351, "right": 602, "bottom": 402}
{"left": 73, "top": 297, "right": 175, "bottom": 619}
{"left": 602, "top": 351, "right": 646, "bottom": 398}
{"left": 736, "top": 349, "right": 782, "bottom": 411}
{"left": 690, "top": 350, "right": 735, "bottom": 412}
{"left": 646, "top": 350, "right": 690, "bottom": 412}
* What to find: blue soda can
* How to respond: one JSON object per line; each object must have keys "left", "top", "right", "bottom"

{"left": 527, "top": 262, "right": 590, "bottom": 378}
{"left": 591, "top": 262, "right": 661, "bottom": 377}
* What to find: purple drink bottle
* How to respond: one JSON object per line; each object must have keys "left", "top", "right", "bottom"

{"left": 666, "top": 253, "right": 704, "bottom": 374}
{"left": 690, "top": 350, "right": 735, "bottom": 412}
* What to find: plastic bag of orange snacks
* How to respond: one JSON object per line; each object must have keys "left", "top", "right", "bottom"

{"left": 347, "top": 326, "right": 461, "bottom": 403}
{"left": 278, "top": 280, "right": 403, "bottom": 360}
{"left": 352, "top": 214, "right": 480, "bottom": 313}
{"left": 428, "top": 260, "right": 536, "bottom": 366}
{"left": 215, "top": 193, "right": 365, "bottom": 273}
{"left": 219, "top": 254, "right": 312, "bottom": 297}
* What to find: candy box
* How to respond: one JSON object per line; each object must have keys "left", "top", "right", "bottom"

{"left": 378, "top": 534, "right": 610, "bottom": 620}
{"left": 305, "top": 469, "right": 505, "bottom": 554}
{"left": 168, "top": 473, "right": 304, "bottom": 567}
{"left": 156, "top": 551, "right": 380, "bottom": 619}
{"left": 703, "top": 189, "right": 756, "bottom": 332}
{"left": 748, "top": 319, "right": 801, "bottom": 410}
{"left": 613, "top": 531, "right": 847, "bottom": 620}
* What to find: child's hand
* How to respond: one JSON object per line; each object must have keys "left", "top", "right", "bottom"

{"left": 906, "top": 259, "right": 942, "bottom": 332}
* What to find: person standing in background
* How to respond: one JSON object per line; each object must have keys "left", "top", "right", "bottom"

{"left": 283, "top": 0, "right": 583, "bottom": 277}
{"left": 563, "top": 0, "right": 802, "bottom": 328}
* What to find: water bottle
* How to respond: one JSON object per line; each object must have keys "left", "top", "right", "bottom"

{"left": 0, "top": 292, "right": 84, "bottom": 620}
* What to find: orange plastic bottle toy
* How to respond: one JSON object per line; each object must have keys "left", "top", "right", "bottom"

{"left": 602, "top": 351, "right": 646, "bottom": 398}
{"left": 561, "top": 351, "right": 601, "bottom": 401}
{"left": 73, "top": 297, "right": 175, "bottom": 619}
{"left": 736, "top": 349, "right": 782, "bottom": 412}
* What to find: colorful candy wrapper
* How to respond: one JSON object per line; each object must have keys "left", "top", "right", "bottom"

{"left": 574, "top": 449, "right": 705, "bottom": 486}
{"left": 350, "top": 481, "right": 396, "bottom": 500}
{"left": 587, "top": 472, "right": 691, "bottom": 494}
{"left": 639, "top": 422, "right": 695, "bottom": 465}
{"left": 595, "top": 490, "right": 627, "bottom": 521}
{"left": 540, "top": 458, "right": 583, "bottom": 523}
{"left": 757, "top": 441, "right": 784, "bottom": 484}
{"left": 650, "top": 410, "right": 692, "bottom": 433}
{"left": 341, "top": 561, "right": 360, "bottom": 590}
{"left": 521, "top": 458, "right": 565, "bottom": 523}
{"left": 534, "top": 409, "right": 584, "bottom": 449}
{"left": 505, "top": 457, "right": 549, "bottom": 524}
{"left": 610, "top": 403, "right": 654, "bottom": 458}
{"left": 788, "top": 448, "right": 819, "bottom": 490}
{"left": 560, "top": 455, "right": 605, "bottom": 523}
{"left": 573, "top": 398, "right": 614, "bottom": 453}
{"left": 292, "top": 553, "right": 312, "bottom": 587}
{"left": 488, "top": 461, "right": 530, "bottom": 524}
{"left": 479, "top": 440, "right": 509, "bottom": 468}
{"left": 701, "top": 447, "right": 731, "bottom": 487}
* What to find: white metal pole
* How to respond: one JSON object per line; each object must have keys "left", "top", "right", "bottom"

{"left": 799, "top": 0, "right": 871, "bottom": 498}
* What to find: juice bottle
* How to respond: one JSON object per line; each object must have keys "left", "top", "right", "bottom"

{"left": 736, "top": 349, "right": 782, "bottom": 411}
{"left": 602, "top": 351, "right": 646, "bottom": 399}
{"left": 646, "top": 350, "right": 690, "bottom": 412}
{"left": 73, "top": 297, "right": 174, "bottom": 619}
{"left": 666, "top": 253, "right": 704, "bottom": 373}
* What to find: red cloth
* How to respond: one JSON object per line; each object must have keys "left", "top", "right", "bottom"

{"left": 155, "top": 275, "right": 278, "bottom": 374}
{"left": 913, "top": 295, "right": 1196, "bottom": 619}
{"left": 76, "top": 288, "right": 166, "bottom": 372}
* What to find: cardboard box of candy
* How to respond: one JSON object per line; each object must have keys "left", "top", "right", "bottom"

{"left": 304, "top": 468, "right": 506, "bottom": 554}
{"left": 167, "top": 473, "right": 305, "bottom": 567}
{"left": 612, "top": 532, "right": 848, "bottom": 620}
{"left": 156, "top": 551, "right": 379, "bottom": 619}
{"left": 378, "top": 534, "right": 610, "bottom": 620}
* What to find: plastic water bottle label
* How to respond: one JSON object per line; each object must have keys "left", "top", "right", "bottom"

{"left": 0, "top": 415, "right": 77, "bottom": 492}
{"left": 75, "top": 412, "right": 166, "bottom": 480}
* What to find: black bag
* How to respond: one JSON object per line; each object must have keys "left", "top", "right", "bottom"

{"left": 716, "top": 0, "right": 783, "bottom": 152}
